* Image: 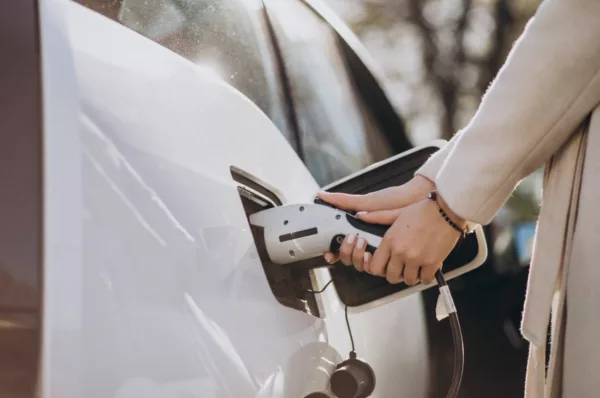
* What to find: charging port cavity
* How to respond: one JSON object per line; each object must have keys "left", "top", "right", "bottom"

{"left": 231, "top": 168, "right": 322, "bottom": 317}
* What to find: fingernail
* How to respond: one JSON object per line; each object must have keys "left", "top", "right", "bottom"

{"left": 346, "top": 234, "right": 356, "bottom": 244}
{"left": 363, "top": 252, "right": 371, "bottom": 273}
{"left": 318, "top": 191, "right": 330, "bottom": 196}
{"left": 356, "top": 237, "right": 365, "bottom": 249}
{"left": 324, "top": 253, "right": 333, "bottom": 263}
{"left": 356, "top": 211, "right": 367, "bottom": 217}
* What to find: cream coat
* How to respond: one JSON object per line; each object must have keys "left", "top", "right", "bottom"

{"left": 415, "top": 0, "right": 600, "bottom": 396}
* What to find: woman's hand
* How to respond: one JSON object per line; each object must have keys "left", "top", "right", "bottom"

{"left": 364, "top": 197, "right": 465, "bottom": 285}
{"left": 318, "top": 176, "right": 467, "bottom": 285}
{"left": 317, "top": 175, "right": 434, "bottom": 269}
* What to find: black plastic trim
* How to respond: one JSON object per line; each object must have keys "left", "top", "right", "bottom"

{"left": 279, "top": 227, "right": 319, "bottom": 243}
{"left": 345, "top": 214, "right": 388, "bottom": 238}
{"left": 231, "top": 168, "right": 282, "bottom": 206}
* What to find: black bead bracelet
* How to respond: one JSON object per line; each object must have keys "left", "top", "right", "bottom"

{"left": 427, "top": 191, "right": 467, "bottom": 239}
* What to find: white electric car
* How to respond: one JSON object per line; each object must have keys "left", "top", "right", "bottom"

{"left": 0, "top": 0, "right": 488, "bottom": 397}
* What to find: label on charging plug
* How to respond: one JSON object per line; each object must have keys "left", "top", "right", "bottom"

{"left": 436, "top": 286, "right": 457, "bottom": 321}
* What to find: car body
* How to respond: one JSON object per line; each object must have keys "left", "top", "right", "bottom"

{"left": 1, "top": 0, "right": 501, "bottom": 397}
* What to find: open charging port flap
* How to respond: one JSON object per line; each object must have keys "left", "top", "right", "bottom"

{"left": 232, "top": 168, "right": 323, "bottom": 317}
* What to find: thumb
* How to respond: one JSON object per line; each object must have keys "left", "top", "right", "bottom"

{"left": 356, "top": 209, "right": 402, "bottom": 225}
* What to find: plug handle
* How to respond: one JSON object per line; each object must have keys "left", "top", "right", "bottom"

{"left": 330, "top": 235, "right": 378, "bottom": 255}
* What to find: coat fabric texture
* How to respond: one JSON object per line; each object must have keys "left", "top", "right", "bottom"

{"left": 414, "top": 0, "right": 600, "bottom": 396}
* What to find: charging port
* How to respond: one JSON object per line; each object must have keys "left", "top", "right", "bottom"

{"left": 231, "top": 168, "right": 322, "bottom": 317}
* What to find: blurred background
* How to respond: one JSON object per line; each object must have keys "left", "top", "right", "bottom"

{"left": 325, "top": 0, "right": 541, "bottom": 144}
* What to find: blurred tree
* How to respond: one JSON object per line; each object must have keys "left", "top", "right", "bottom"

{"left": 326, "top": 0, "right": 541, "bottom": 142}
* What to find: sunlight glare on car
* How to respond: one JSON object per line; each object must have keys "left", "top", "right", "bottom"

{"left": 195, "top": 62, "right": 223, "bottom": 81}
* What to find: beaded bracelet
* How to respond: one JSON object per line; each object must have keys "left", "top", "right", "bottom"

{"left": 427, "top": 191, "right": 467, "bottom": 239}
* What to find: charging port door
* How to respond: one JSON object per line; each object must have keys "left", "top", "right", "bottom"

{"left": 321, "top": 141, "right": 488, "bottom": 310}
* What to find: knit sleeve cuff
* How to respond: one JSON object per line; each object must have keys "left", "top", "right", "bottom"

{"left": 415, "top": 139, "right": 480, "bottom": 233}
{"left": 414, "top": 140, "right": 454, "bottom": 182}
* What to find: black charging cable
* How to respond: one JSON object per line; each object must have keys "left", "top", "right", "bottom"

{"left": 306, "top": 279, "right": 355, "bottom": 353}
{"left": 434, "top": 270, "right": 464, "bottom": 398}
{"left": 306, "top": 270, "right": 463, "bottom": 398}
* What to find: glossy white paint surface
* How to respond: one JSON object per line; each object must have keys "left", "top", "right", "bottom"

{"left": 40, "top": 1, "right": 433, "bottom": 397}
{"left": 40, "top": 1, "right": 84, "bottom": 398}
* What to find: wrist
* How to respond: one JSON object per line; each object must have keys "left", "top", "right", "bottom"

{"left": 410, "top": 175, "right": 435, "bottom": 196}
{"left": 435, "top": 192, "right": 468, "bottom": 230}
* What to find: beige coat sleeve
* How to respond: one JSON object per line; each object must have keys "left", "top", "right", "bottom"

{"left": 416, "top": 0, "right": 600, "bottom": 225}
{"left": 415, "top": 138, "right": 456, "bottom": 182}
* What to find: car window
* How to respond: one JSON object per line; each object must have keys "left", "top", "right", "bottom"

{"left": 265, "top": 0, "right": 393, "bottom": 186}
{"left": 76, "top": 0, "right": 296, "bottom": 146}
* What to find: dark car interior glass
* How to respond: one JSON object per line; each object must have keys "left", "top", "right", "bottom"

{"left": 265, "top": 0, "right": 395, "bottom": 186}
